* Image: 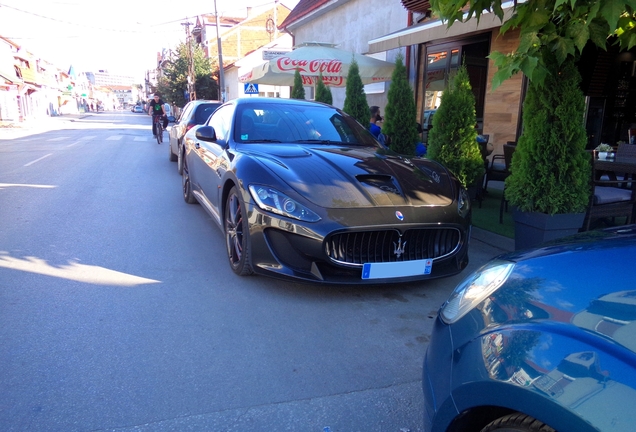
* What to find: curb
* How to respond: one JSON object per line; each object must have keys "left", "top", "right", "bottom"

{"left": 472, "top": 226, "right": 515, "bottom": 252}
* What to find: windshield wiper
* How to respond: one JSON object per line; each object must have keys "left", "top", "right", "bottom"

{"left": 242, "top": 139, "right": 283, "bottom": 143}
{"left": 294, "top": 139, "right": 346, "bottom": 144}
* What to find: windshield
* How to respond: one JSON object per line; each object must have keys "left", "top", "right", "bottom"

{"left": 234, "top": 103, "right": 379, "bottom": 147}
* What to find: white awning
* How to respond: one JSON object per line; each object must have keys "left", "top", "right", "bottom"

{"left": 368, "top": 3, "right": 516, "bottom": 53}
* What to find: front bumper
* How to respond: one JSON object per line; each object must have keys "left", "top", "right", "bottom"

{"left": 246, "top": 204, "right": 471, "bottom": 284}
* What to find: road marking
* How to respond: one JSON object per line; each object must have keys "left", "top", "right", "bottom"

{"left": 133, "top": 136, "right": 149, "bottom": 141}
{"left": 47, "top": 137, "right": 68, "bottom": 141}
{"left": 106, "top": 135, "right": 123, "bottom": 141}
{"left": 67, "top": 141, "right": 82, "bottom": 147}
{"left": 80, "top": 136, "right": 96, "bottom": 140}
{"left": 24, "top": 153, "right": 53, "bottom": 166}
{"left": 0, "top": 183, "right": 56, "bottom": 189}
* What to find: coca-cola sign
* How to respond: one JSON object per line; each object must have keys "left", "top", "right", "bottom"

{"left": 300, "top": 75, "right": 344, "bottom": 86}
{"left": 276, "top": 57, "right": 343, "bottom": 75}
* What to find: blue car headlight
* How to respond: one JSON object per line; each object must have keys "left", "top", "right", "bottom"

{"left": 440, "top": 259, "right": 515, "bottom": 324}
{"left": 249, "top": 185, "right": 321, "bottom": 222}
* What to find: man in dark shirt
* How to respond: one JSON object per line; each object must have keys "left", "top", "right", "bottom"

{"left": 148, "top": 94, "right": 167, "bottom": 136}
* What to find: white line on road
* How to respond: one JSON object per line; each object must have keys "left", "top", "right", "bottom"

{"left": 67, "top": 141, "right": 82, "bottom": 147}
{"left": 133, "top": 137, "right": 149, "bottom": 141}
{"left": 47, "top": 137, "right": 68, "bottom": 141}
{"left": 80, "top": 136, "right": 96, "bottom": 140}
{"left": 106, "top": 136, "right": 123, "bottom": 141}
{"left": 24, "top": 153, "right": 53, "bottom": 166}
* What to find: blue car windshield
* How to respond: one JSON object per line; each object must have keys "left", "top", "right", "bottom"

{"left": 234, "top": 103, "right": 379, "bottom": 146}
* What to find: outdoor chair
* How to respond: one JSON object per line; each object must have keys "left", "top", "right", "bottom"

{"left": 498, "top": 143, "right": 517, "bottom": 223}
{"left": 582, "top": 154, "right": 636, "bottom": 231}
{"left": 483, "top": 141, "right": 514, "bottom": 195}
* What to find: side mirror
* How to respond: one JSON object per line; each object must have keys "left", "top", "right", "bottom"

{"left": 167, "top": 115, "right": 176, "bottom": 123}
{"left": 195, "top": 126, "right": 217, "bottom": 142}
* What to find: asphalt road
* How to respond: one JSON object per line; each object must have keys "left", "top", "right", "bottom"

{"left": 0, "top": 111, "right": 511, "bottom": 432}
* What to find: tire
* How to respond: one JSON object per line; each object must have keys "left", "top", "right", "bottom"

{"left": 225, "top": 186, "right": 253, "bottom": 276}
{"left": 480, "top": 413, "right": 556, "bottom": 432}
{"left": 157, "top": 127, "right": 163, "bottom": 144}
{"left": 182, "top": 158, "right": 197, "bottom": 204}
{"left": 169, "top": 138, "right": 177, "bottom": 161}
{"left": 177, "top": 141, "right": 184, "bottom": 175}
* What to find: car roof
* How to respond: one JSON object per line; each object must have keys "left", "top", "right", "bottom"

{"left": 231, "top": 97, "right": 331, "bottom": 108}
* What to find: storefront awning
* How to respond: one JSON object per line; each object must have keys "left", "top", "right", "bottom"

{"left": 368, "top": 3, "right": 515, "bottom": 53}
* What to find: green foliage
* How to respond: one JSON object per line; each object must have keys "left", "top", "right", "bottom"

{"left": 157, "top": 41, "right": 218, "bottom": 106}
{"left": 505, "top": 56, "right": 591, "bottom": 215}
{"left": 314, "top": 72, "right": 333, "bottom": 105}
{"left": 291, "top": 69, "right": 306, "bottom": 100}
{"left": 430, "top": 0, "right": 636, "bottom": 88}
{"left": 427, "top": 65, "right": 485, "bottom": 188}
{"left": 342, "top": 58, "right": 369, "bottom": 127}
{"left": 382, "top": 54, "right": 419, "bottom": 156}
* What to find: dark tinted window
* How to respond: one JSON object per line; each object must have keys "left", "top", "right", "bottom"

{"left": 234, "top": 103, "right": 379, "bottom": 146}
{"left": 194, "top": 104, "right": 221, "bottom": 124}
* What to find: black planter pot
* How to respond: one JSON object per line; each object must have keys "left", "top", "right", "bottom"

{"left": 513, "top": 209, "right": 585, "bottom": 251}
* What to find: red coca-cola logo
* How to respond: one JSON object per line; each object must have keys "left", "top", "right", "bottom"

{"left": 277, "top": 57, "right": 343, "bottom": 74}
{"left": 300, "top": 75, "right": 344, "bottom": 86}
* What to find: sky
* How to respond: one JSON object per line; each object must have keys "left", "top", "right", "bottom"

{"left": 0, "top": 0, "right": 299, "bottom": 83}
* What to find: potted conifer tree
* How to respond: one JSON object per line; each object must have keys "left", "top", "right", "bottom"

{"left": 426, "top": 64, "right": 485, "bottom": 195}
{"left": 504, "top": 54, "right": 590, "bottom": 250}
{"left": 314, "top": 72, "right": 333, "bottom": 105}
{"left": 291, "top": 68, "right": 305, "bottom": 100}
{"left": 382, "top": 54, "right": 419, "bottom": 156}
{"left": 342, "top": 58, "right": 369, "bottom": 127}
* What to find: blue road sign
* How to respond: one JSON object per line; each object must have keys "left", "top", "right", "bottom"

{"left": 244, "top": 83, "right": 259, "bottom": 94}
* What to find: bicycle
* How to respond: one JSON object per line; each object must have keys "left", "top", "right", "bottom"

{"left": 153, "top": 115, "right": 164, "bottom": 144}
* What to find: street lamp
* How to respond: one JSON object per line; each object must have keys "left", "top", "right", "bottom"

{"left": 214, "top": 0, "right": 225, "bottom": 102}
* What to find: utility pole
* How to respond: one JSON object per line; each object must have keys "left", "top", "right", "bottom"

{"left": 181, "top": 20, "right": 196, "bottom": 101}
{"left": 214, "top": 0, "right": 225, "bottom": 102}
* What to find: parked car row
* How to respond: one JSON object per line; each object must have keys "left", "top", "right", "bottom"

{"left": 167, "top": 97, "right": 472, "bottom": 284}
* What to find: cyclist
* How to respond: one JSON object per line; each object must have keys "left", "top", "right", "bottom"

{"left": 148, "top": 93, "right": 167, "bottom": 137}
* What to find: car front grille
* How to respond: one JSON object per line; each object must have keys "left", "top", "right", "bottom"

{"left": 325, "top": 228, "right": 461, "bottom": 266}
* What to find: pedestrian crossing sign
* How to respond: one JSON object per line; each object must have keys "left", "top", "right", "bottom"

{"left": 244, "top": 83, "right": 259, "bottom": 94}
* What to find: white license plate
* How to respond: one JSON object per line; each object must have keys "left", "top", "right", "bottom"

{"left": 361, "top": 258, "right": 433, "bottom": 280}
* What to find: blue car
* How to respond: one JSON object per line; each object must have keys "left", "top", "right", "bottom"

{"left": 423, "top": 225, "right": 636, "bottom": 432}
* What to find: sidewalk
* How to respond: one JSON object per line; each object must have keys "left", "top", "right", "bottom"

{"left": 472, "top": 226, "right": 515, "bottom": 252}
{"left": 0, "top": 113, "right": 95, "bottom": 139}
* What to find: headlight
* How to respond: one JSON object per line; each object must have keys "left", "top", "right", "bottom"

{"left": 440, "top": 259, "right": 515, "bottom": 324}
{"left": 457, "top": 186, "right": 471, "bottom": 218}
{"left": 249, "top": 185, "right": 321, "bottom": 222}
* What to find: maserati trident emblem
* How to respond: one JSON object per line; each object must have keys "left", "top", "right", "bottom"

{"left": 393, "top": 237, "right": 407, "bottom": 258}
{"left": 395, "top": 211, "right": 404, "bottom": 221}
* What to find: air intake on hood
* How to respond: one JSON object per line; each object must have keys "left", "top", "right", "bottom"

{"left": 356, "top": 174, "right": 403, "bottom": 196}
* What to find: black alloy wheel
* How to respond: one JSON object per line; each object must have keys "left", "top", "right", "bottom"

{"left": 182, "top": 159, "right": 197, "bottom": 204}
{"left": 177, "top": 141, "right": 184, "bottom": 175}
{"left": 480, "top": 413, "right": 556, "bottom": 432}
{"left": 224, "top": 186, "right": 253, "bottom": 276}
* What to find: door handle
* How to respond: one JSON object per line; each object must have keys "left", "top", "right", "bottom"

{"left": 195, "top": 142, "right": 200, "bottom": 149}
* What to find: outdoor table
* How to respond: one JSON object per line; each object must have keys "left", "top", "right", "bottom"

{"left": 594, "top": 155, "right": 636, "bottom": 182}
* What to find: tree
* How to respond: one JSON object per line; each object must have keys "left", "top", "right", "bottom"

{"left": 314, "top": 72, "right": 333, "bottom": 105}
{"left": 382, "top": 54, "right": 419, "bottom": 155}
{"left": 427, "top": 65, "right": 485, "bottom": 189}
{"left": 291, "top": 68, "right": 306, "bottom": 100}
{"left": 157, "top": 41, "right": 218, "bottom": 106}
{"left": 504, "top": 55, "right": 591, "bottom": 215}
{"left": 342, "top": 58, "right": 369, "bottom": 127}
{"left": 430, "top": 0, "right": 636, "bottom": 89}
